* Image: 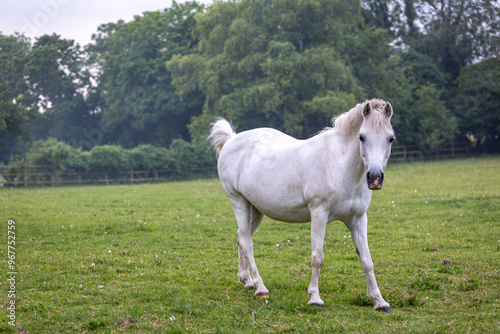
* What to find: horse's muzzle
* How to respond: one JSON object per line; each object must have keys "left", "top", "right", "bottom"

{"left": 367, "top": 170, "right": 384, "bottom": 190}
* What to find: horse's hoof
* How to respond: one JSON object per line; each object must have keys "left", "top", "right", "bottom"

{"left": 256, "top": 292, "right": 269, "bottom": 298}
{"left": 309, "top": 303, "right": 324, "bottom": 308}
{"left": 376, "top": 306, "right": 393, "bottom": 313}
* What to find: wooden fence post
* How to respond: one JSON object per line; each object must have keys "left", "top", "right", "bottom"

{"left": 24, "top": 166, "right": 28, "bottom": 187}
{"left": 130, "top": 169, "right": 134, "bottom": 184}
{"left": 51, "top": 172, "right": 55, "bottom": 187}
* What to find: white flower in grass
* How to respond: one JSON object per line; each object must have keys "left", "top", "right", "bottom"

{"left": 169, "top": 316, "right": 176, "bottom": 321}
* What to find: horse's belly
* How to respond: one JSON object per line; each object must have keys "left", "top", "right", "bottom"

{"left": 241, "top": 183, "right": 311, "bottom": 223}
{"left": 256, "top": 202, "right": 311, "bottom": 223}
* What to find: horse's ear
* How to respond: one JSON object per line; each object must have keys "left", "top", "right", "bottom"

{"left": 362, "top": 102, "right": 372, "bottom": 118}
{"left": 384, "top": 102, "right": 393, "bottom": 119}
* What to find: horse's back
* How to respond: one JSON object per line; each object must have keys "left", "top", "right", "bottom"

{"left": 219, "top": 127, "right": 299, "bottom": 164}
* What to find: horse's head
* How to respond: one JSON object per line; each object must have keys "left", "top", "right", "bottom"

{"left": 358, "top": 101, "right": 395, "bottom": 190}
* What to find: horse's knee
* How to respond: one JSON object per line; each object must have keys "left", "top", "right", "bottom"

{"left": 311, "top": 251, "right": 324, "bottom": 268}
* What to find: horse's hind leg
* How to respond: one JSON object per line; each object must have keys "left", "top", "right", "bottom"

{"left": 230, "top": 196, "right": 268, "bottom": 296}
{"left": 238, "top": 206, "right": 263, "bottom": 289}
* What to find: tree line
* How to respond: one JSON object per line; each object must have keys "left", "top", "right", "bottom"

{"left": 1, "top": 0, "right": 499, "bottom": 168}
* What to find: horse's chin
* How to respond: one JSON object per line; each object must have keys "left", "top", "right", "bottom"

{"left": 368, "top": 184, "right": 383, "bottom": 190}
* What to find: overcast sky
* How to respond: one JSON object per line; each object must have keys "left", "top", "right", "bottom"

{"left": 0, "top": 0, "right": 214, "bottom": 46}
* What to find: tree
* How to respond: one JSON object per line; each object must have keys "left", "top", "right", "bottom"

{"left": 415, "top": 0, "right": 500, "bottom": 81}
{"left": 0, "top": 34, "right": 37, "bottom": 150}
{"left": 365, "top": 0, "right": 500, "bottom": 82}
{"left": 362, "top": 50, "right": 457, "bottom": 149}
{"left": 168, "top": 0, "right": 363, "bottom": 139}
{"left": 452, "top": 58, "right": 500, "bottom": 151}
{"left": 24, "top": 34, "right": 99, "bottom": 146}
{"left": 89, "top": 1, "right": 205, "bottom": 148}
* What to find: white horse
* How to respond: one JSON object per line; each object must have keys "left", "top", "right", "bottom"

{"left": 209, "top": 99, "right": 395, "bottom": 313}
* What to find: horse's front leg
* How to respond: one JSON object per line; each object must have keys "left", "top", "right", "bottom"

{"left": 307, "top": 211, "right": 328, "bottom": 307}
{"left": 348, "top": 213, "right": 392, "bottom": 313}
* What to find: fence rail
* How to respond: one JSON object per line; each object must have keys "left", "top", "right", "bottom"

{"left": 389, "top": 142, "right": 471, "bottom": 161}
{"left": 0, "top": 166, "right": 217, "bottom": 188}
{"left": 0, "top": 142, "right": 474, "bottom": 187}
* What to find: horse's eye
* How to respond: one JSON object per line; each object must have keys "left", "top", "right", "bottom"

{"left": 359, "top": 134, "right": 365, "bottom": 142}
{"left": 389, "top": 136, "right": 395, "bottom": 143}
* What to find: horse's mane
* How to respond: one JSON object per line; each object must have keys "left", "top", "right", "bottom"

{"left": 331, "top": 99, "right": 390, "bottom": 137}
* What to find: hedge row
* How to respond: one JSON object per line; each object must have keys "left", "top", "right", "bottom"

{"left": 6, "top": 138, "right": 217, "bottom": 179}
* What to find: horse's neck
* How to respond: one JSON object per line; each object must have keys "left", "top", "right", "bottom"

{"left": 322, "top": 130, "right": 365, "bottom": 184}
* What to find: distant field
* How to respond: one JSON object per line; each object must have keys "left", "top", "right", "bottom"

{"left": 1, "top": 156, "right": 499, "bottom": 333}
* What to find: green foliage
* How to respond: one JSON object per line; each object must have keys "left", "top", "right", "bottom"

{"left": 26, "top": 138, "right": 88, "bottom": 171}
{"left": 89, "top": 1, "right": 205, "bottom": 148}
{"left": 13, "top": 137, "right": 216, "bottom": 180}
{"left": 406, "top": 83, "right": 457, "bottom": 149}
{"left": 168, "top": 0, "right": 363, "bottom": 139}
{"left": 89, "top": 145, "right": 131, "bottom": 173}
{"left": 128, "top": 144, "right": 175, "bottom": 171}
{"left": 169, "top": 139, "right": 216, "bottom": 178}
{"left": 372, "top": 52, "right": 457, "bottom": 149}
{"left": 0, "top": 34, "right": 37, "bottom": 146}
{"left": 452, "top": 58, "right": 500, "bottom": 151}
{"left": 412, "top": 0, "right": 500, "bottom": 81}
{"left": 25, "top": 34, "right": 99, "bottom": 146}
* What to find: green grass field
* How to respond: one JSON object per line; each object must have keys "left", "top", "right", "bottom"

{"left": 1, "top": 156, "right": 499, "bottom": 333}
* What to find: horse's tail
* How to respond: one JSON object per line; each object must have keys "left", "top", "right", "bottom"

{"left": 208, "top": 118, "right": 235, "bottom": 158}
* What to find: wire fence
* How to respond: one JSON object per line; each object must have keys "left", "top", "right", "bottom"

{"left": 0, "top": 142, "right": 474, "bottom": 188}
